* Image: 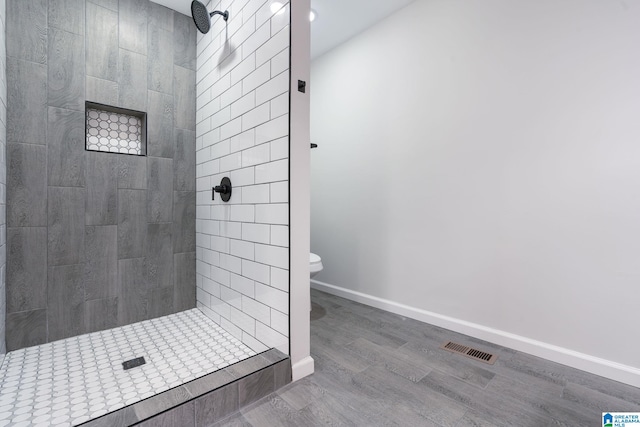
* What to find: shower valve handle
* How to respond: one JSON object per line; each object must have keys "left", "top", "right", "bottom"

{"left": 214, "top": 185, "right": 229, "bottom": 194}
{"left": 212, "top": 177, "right": 232, "bottom": 202}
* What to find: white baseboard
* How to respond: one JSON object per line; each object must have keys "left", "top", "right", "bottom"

{"left": 291, "top": 356, "right": 315, "bottom": 382}
{"left": 311, "top": 279, "right": 640, "bottom": 388}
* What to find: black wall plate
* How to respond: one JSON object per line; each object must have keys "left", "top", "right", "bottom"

{"left": 212, "top": 176, "right": 232, "bottom": 202}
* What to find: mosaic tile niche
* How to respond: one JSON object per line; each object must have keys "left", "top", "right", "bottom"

{"left": 85, "top": 104, "right": 146, "bottom": 156}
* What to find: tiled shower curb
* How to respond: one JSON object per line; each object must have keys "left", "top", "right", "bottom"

{"left": 82, "top": 349, "right": 291, "bottom": 426}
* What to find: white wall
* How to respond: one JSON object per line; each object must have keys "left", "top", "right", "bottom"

{"left": 289, "top": 0, "right": 313, "bottom": 380}
{"left": 195, "top": 0, "right": 290, "bottom": 354}
{"left": 310, "top": 0, "right": 640, "bottom": 385}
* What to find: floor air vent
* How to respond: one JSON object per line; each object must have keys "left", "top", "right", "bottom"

{"left": 440, "top": 341, "right": 497, "bottom": 365}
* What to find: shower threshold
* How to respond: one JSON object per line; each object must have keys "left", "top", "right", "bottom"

{"left": 0, "top": 309, "right": 290, "bottom": 426}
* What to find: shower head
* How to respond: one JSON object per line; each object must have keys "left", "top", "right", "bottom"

{"left": 191, "top": 0, "right": 229, "bottom": 34}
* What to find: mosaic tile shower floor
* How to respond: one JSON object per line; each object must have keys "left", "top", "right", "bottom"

{"left": 0, "top": 309, "right": 258, "bottom": 426}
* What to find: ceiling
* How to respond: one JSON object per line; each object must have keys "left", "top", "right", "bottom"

{"left": 151, "top": 0, "right": 416, "bottom": 59}
{"left": 309, "top": 0, "right": 415, "bottom": 59}
{"left": 151, "top": 0, "right": 191, "bottom": 16}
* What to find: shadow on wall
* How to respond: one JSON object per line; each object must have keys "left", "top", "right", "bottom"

{"left": 218, "top": 24, "right": 238, "bottom": 66}
{"left": 218, "top": 39, "right": 238, "bottom": 66}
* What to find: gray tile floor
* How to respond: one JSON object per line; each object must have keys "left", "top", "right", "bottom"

{"left": 214, "top": 289, "right": 640, "bottom": 426}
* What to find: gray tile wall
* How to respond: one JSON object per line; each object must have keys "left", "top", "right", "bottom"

{"left": 5, "top": 0, "right": 197, "bottom": 351}
{"left": 0, "top": 0, "right": 7, "bottom": 356}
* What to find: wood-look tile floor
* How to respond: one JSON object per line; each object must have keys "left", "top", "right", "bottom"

{"left": 214, "top": 289, "right": 640, "bottom": 426}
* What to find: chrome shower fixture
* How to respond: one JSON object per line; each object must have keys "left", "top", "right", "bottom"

{"left": 191, "top": 0, "right": 229, "bottom": 34}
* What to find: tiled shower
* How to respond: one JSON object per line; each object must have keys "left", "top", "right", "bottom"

{"left": 0, "top": 0, "right": 292, "bottom": 425}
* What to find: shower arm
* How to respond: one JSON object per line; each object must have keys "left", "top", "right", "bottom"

{"left": 210, "top": 10, "right": 229, "bottom": 21}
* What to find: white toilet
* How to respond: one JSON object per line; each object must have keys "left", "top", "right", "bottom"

{"left": 310, "top": 253, "right": 323, "bottom": 278}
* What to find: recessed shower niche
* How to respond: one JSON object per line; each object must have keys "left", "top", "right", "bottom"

{"left": 85, "top": 102, "right": 147, "bottom": 156}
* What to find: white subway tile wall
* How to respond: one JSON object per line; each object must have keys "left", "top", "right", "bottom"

{"left": 196, "top": 0, "right": 290, "bottom": 354}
